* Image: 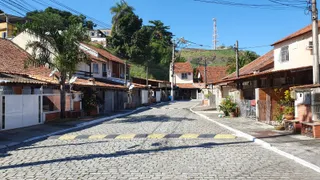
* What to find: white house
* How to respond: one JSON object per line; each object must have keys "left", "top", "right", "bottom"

{"left": 170, "top": 62, "right": 204, "bottom": 100}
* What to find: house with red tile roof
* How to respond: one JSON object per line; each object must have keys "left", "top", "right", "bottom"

{"left": 170, "top": 62, "right": 205, "bottom": 100}
{"left": 211, "top": 22, "right": 319, "bottom": 123}
{"left": 196, "top": 66, "right": 228, "bottom": 84}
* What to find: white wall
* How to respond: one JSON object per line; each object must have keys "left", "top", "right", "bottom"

{"left": 12, "top": 31, "right": 55, "bottom": 62}
{"left": 174, "top": 72, "right": 193, "bottom": 84}
{"left": 274, "top": 32, "right": 317, "bottom": 71}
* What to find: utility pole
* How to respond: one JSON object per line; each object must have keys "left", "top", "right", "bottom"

{"left": 235, "top": 40, "right": 239, "bottom": 78}
{"left": 170, "top": 40, "right": 175, "bottom": 101}
{"left": 124, "top": 60, "right": 127, "bottom": 86}
{"left": 203, "top": 57, "right": 208, "bottom": 87}
{"left": 213, "top": 18, "right": 218, "bottom": 50}
{"left": 146, "top": 66, "right": 148, "bottom": 86}
{"left": 312, "top": 0, "right": 320, "bottom": 84}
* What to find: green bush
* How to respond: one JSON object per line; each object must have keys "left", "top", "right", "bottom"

{"left": 219, "top": 96, "right": 237, "bottom": 116}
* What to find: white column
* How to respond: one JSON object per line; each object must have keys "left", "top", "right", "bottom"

{"left": 255, "top": 88, "right": 260, "bottom": 121}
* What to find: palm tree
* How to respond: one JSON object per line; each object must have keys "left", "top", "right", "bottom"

{"left": 110, "top": 1, "right": 134, "bottom": 24}
{"left": 24, "top": 11, "right": 88, "bottom": 118}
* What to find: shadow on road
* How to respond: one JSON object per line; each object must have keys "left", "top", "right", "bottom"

{"left": 0, "top": 140, "right": 252, "bottom": 170}
{"left": 110, "top": 115, "right": 196, "bottom": 124}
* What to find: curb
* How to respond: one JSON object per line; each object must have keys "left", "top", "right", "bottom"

{"left": 190, "top": 104, "right": 320, "bottom": 173}
{"left": 1, "top": 102, "right": 168, "bottom": 151}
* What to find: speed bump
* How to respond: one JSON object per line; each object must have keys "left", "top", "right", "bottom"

{"left": 115, "top": 134, "right": 136, "bottom": 139}
{"left": 52, "top": 133, "right": 237, "bottom": 140}
{"left": 179, "top": 134, "right": 199, "bottom": 139}
{"left": 58, "top": 135, "right": 77, "bottom": 140}
{"left": 147, "top": 134, "right": 166, "bottom": 139}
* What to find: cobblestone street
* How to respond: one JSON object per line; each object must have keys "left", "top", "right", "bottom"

{"left": 0, "top": 101, "right": 319, "bottom": 179}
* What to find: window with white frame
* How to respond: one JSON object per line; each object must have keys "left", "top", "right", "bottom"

{"left": 181, "top": 73, "right": 188, "bottom": 79}
{"left": 93, "top": 63, "right": 99, "bottom": 74}
{"left": 280, "top": 46, "right": 289, "bottom": 62}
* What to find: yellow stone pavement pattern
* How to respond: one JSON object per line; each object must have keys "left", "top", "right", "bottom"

{"left": 53, "top": 134, "right": 236, "bottom": 140}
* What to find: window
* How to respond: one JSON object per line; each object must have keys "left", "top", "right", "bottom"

{"left": 280, "top": 46, "right": 289, "bottom": 62}
{"left": 93, "top": 63, "right": 99, "bottom": 74}
{"left": 102, "top": 63, "right": 107, "bottom": 77}
{"left": 2, "top": 32, "right": 6, "bottom": 38}
{"left": 181, "top": 73, "right": 188, "bottom": 79}
{"left": 91, "top": 32, "right": 95, "bottom": 37}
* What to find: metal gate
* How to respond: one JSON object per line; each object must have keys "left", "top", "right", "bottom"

{"left": 209, "top": 94, "right": 216, "bottom": 108}
{"left": 0, "top": 95, "right": 42, "bottom": 130}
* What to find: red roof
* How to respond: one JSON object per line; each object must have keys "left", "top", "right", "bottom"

{"left": 174, "top": 62, "right": 193, "bottom": 73}
{"left": 0, "top": 39, "right": 31, "bottom": 75}
{"left": 222, "top": 50, "right": 274, "bottom": 81}
{"left": 176, "top": 83, "right": 205, "bottom": 89}
{"left": 272, "top": 21, "right": 320, "bottom": 46}
{"left": 82, "top": 43, "right": 125, "bottom": 64}
{"left": 196, "top": 66, "right": 227, "bottom": 84}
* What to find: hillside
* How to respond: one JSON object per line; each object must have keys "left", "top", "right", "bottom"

{"left": 180, "top": 48, "right": 235, "bottom": 68}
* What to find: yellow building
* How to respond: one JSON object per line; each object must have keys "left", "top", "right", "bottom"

{"left": 0, "top": 13, "right": 25, "bottom": 39}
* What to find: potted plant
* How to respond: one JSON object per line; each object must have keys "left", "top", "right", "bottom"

{"left": 219, "top": 96, "right": 237, "bottom": 117}
{"left": 283, "top": 106, "right": 294, "bottom": 120}
{"left": 280, "top": 90, "right": 294, "bottom": 120}
{"left": 274, "top": 104, "right": 285, "bottom": 130}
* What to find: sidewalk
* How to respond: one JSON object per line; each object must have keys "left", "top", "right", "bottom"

{"left": 0, "top": 102, "right": 168, "bottom": 150}
{"left": 193, "top": 105, "right": 320, "bottom": 169}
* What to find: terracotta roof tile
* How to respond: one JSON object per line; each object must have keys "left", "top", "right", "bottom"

{"left": 223, "top": 50, "right": 274, "bottom": 80}
{"left": 272, "top": 21, "right": 320, "bottom": 46}
{"left": 196, "top": 66, "right": 228, "bottom": 84}
{"left": 0, "top": 73, "right": 46, "bottom": 85}
{"left": 0, "top": 39, "right": 31, "bottom": 75}
{"left": 176, "top": 83, "right": 205, "bottom": 89}
{"left": 174, "top": 62, "right": 193, "bottom": 73}
{"left": 81, "top": 43, "right": 125, "bottom": 64}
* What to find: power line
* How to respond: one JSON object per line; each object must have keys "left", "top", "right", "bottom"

{"left": 18, "top": 0, "right": 38, "bottom": 10}
{"left": 194, "top": 0, "right": 307, "bottom": 10}
{"left": 0, "top": 1, "right": 26, "bottom": 16}
{"left": 3, "top": 0, "right": 31, "bottom": 13}
{"left": 47, "top": 0, "right": 111, "bottom": 28}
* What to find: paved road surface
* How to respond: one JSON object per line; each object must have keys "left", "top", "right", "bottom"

{"left": 0, "top": 101, "right": 319, "bottom": 179}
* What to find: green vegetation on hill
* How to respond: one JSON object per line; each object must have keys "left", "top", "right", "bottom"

{"left": 180, "top": 48, "right": 235, "bottom": 68}
{"left": 180, "top": 48, "right": 259, "bottom": 74}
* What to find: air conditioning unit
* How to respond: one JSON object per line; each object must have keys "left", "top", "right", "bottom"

{"left": 307, "top": 41, "right": 313, "bottom": 50}
{"left": 295, "top": 91, "right": 311, "bottom": 105}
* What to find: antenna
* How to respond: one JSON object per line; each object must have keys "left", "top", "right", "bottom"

{"left": 213, "top": 18, "right": 218, "bottom": 50}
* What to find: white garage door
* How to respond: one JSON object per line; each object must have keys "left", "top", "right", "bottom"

{"left": 2, "top": 95, "right": 41, "bottom": 130}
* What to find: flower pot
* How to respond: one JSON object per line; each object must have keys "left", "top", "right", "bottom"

{"left": 284, "top": 114, "right": 294, "bottom": 120}
{"left": 274, "top": 125, "right": 285, "bottom": 131}
{"left": 230, "top": 112, "right": 236, "bottom": 118}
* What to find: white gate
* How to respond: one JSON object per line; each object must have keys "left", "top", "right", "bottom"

{"left": 141, "top": 90, "right": 149, "bottom": 104}
{"left": 156, "top": 91, "right": 161, "bottom": 102}
{"left": 1, "top": 95, "right": 42, "bottom": 130}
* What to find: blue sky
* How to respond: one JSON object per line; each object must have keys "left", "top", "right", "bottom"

{"left": 1, "top": 0, "right": 315, "bottom": 55}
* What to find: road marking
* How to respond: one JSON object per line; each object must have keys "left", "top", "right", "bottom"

{"left": 179, "top": 134, "right": 199, "bottom": 139}
{"left": 52, "top": 134, "right": 237, "bottom": 140}
{"left": 214, "top": 134, "right": 236, "bottom": 139}
{"left": 147, "top": 134, "right": 166, "bottom": 139}
{"left": 88, "top": 134, "right": 107, "bottom": 139}
{"left": 115, "top": 134, "right": 136, "bottom": 139}
{"left": 58, "top": 135, "right": 77, "bottom": 140}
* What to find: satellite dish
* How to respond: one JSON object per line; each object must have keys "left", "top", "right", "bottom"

{"left": 69, "top": 76, "right": 78, "bottom": 84}
{"left": 49, "top": 69, "right": 58, "bottom": 77}
{"left": 129, "top": 84, "right": 135, "bottom": 90}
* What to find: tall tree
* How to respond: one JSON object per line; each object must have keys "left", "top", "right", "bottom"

{"left": 0, "top": 9, "right": 3, "bottom": 13}
{"left": 26, "top": 7, "right": 95, "bottom": 30}
{"left": 23, "top": 10, "right": 89, "bottom": 118}
{"left": 226, "top": 50, "right": 259, "bottom": 74}
{"left": 107, "top": 2, "right": 142, "bottom": 59}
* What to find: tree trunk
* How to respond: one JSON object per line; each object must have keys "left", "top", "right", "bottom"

{"left": 60, "top": 75, "right": 66, "bottom": 119}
